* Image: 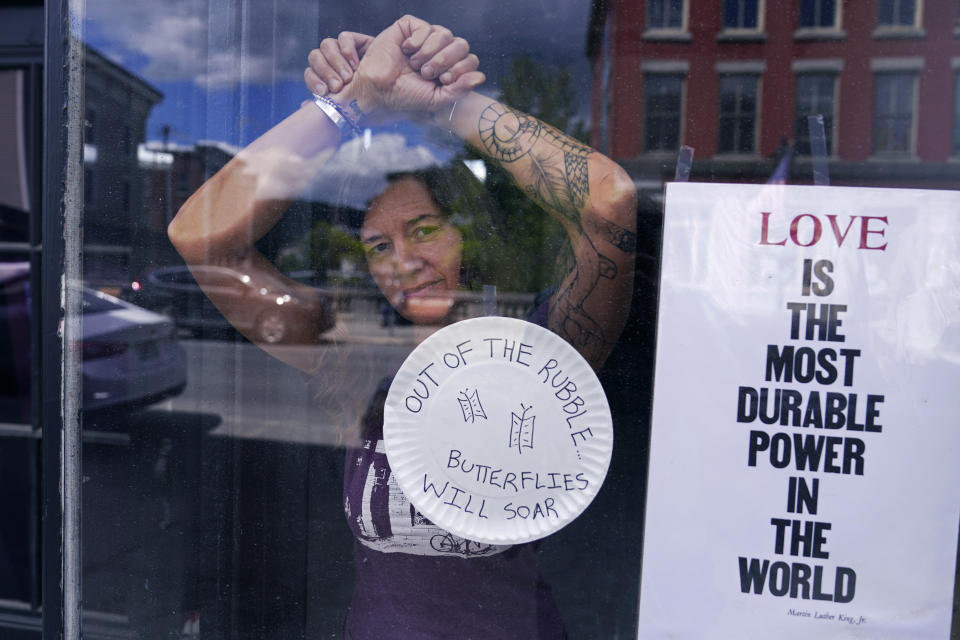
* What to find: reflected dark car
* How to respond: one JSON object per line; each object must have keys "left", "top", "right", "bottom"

{"left": 0, "top": 262, "right": 187, "bottom": 419}
{"left": 125, "top": 265, "right": 335, "bottom": 343}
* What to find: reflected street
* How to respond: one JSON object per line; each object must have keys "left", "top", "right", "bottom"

{"left": 79, "top": 312, "right": 420, "bottom": 639}
{"left": 78, "top": 309, "right": 646, "bottom": 639}
{"left": 168, "top": 314, "right": 415, "bottom": 447}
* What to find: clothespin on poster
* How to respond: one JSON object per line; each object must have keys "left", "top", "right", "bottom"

{"left": 674, "top": 145, "right": 694, "bottom": 182}
{"left": 807, "top": 115, "right": 830, "bottom": 186}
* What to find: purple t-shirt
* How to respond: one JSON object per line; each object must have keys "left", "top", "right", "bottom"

{"left": 342, "top": 302, "right": 565, "bottom": 639}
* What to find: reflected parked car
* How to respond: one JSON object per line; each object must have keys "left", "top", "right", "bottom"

{"left": 125, "top": 265, "right": 335, "bottom": 343}
{"left": 0, "top": 262, "right": 187, "bottom": 419}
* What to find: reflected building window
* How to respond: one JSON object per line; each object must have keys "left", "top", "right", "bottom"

{"left": 648, "top": 0, "right": 684, "bottom": 31}
{"left": 799, "top": 0, "right": 837, "bottom": 29}
{"left": 794, "top": 72, "right": 836, "bottom": 155}
{"left": 718, "top": 74, "right": 759, "bottom": 154}
{"left": 873, "top": 72, "right": 917, "bottom": 155}
{"left": 644, "top": 74, "right": 683, "bottom": 152}
{"left": 878, "top": 0, "right": 918, "bottom": 27}
{"left": 954, "top": 73, "right": 960, "bottom": 155}
{"left": 723, "top": 0, "right": 761, "bottom": 30}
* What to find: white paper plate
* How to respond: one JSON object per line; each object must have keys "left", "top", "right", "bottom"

{"left": 384, "top": 317, "right": 613, "bottom": 544}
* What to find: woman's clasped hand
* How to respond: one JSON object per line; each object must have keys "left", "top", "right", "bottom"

{"left": 304, "top": 15, "right": 485, "bottom": 122}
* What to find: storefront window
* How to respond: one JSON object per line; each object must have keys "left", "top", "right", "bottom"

{"left": 0, "top": 20, "right": 43, "bottom": 625}
{"left": 2, "top": 0, "right": 959, "bottom": 637}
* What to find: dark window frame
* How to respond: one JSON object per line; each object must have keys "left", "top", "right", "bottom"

{"left": 872, "top": 71, "right": 917, "bottom": 156}
{"left": 647, "top": 0, "right": 685, "bottom": 31}
{"left": 643, "top": 73, "right": 684, "bottom": 152}
{"left": 878, "top": 0, "right": 918, "bottom": 27}
{"left": 794, "top": 72, "right": 837, "bottom": 155}
{"left": 798, "top": 0, "right": 837, "bottom": 29}
{"left": 723, "top": 0, "right": 761, "bottom": 30}
{"left": 717, "top": 73, "right": 760, "bottom": 154}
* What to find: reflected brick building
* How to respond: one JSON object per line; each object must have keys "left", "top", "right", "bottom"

{"left": 138, "top": 141, "right": 236, "bottom": 274}
{"left": 142, "top": 140, "right": 237, "bottom": 233}
{"left": 588, "top": 0, "right": 960, "bottom": 192}
{"left": 83, "top": 47, "right": 163, "bottom": 284}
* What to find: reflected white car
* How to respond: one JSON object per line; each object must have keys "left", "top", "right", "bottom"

{"left": 79, "top": 287, "right": 187, "bottom": 413}
{"left": 0, "top": 262, "right": 187, "bottom": 419}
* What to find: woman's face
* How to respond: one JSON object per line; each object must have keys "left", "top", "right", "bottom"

{"left": 361, "top": 177, "right": 464, "bottom": 324}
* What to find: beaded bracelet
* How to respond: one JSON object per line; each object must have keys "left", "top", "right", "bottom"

{"left": 312, "top": 93, "right": 362, "bottom": 136}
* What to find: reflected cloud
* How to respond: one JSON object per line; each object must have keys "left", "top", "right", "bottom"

{"left": 303, "top": 132, "right": 444, "bottom": 208}
{"left": 83, "top": 0, "right": 591, "bottom": 91}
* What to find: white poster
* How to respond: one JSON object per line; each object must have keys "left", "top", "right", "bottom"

{"left": 638, "top": 183, "right": 960, "bottom": 638}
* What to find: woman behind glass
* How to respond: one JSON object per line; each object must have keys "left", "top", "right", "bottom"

{"left": 169, "top": 15, "right": 637, "bottom": 639}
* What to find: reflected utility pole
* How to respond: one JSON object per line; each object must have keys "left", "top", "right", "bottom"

{"left": 162, "top": 124, "right": 173, "bottom": 225}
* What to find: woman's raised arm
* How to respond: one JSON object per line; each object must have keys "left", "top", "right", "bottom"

{"left": 309, "top": 20, "right": 636, "bottom": 369}
{"left": 441, "top": 94, "right": 637, "bottom": 370}
{"left": 169, "top": 16, "right": 482, "bottom": 371}
{"left": 167, "top": 101, "right": 349, "bottom": 372}
{"left": 168, "top": 105, "right": 339, "bottom": 266}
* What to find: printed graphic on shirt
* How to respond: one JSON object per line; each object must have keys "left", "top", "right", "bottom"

{"left": 345, "top": 439, "right": 510, "bottom": 557}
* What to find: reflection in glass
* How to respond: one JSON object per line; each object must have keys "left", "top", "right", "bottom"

{"left": 718, "top": 74, "right": 758, "bottom": 154}
{"left": 648, "top": 0, "right": 684, "bottom": 30}
{"left": 723, "top": 0, "right": 760, "bottom": 30}
{"left": 644, "top": 74, "right": 683, "bottom": 152}
{"left": 799, "top": 0, "right": 837, "bottom": 28}
{"left": 795, "top": 73, "right": 835, "bottom": 155}
{"left": 954, "top": 74, "right": 960, "bottom": 156}
{"left": 873, "top": 72, "right": 916, "bottom": 155}
{"left": 878, "top": 0, "right": 918, "bottom": 27}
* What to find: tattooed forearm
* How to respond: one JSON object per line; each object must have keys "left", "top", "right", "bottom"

{"left": 478, "top": 103, "right": 541, "bottom": 163}
{"left": 550, "top": 237, "right": 617, "bottom": 363}
{"left": 478, "top": 102, "right": 591, "bottom": 223}
{"left": 562, "top": 150, "right": 589, "bottom": 210}
{"left": 475, "top": 100, "right": 633, "bottom": 368}
{"left": 589, "top": 217, "right": 637, "bottom": 253}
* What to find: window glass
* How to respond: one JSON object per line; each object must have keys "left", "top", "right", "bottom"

{"left": 8, "top": 0, "right": 960, "bottom": 636}
{"left": 873, "top": 72, "right": 916, "bottom": 155}
{"left": 878, "top": 0, "right": 918, "bottom": 27}
{"left": 718, "top": 74, "right": 758, "bottom": 153}
{"left": 723, "top": 0, "right": 760, "bottom": 30}
{"left": 794, "top": 73, "right": 835, "bottom": 154}
{"left": 0, "top": 53, "right": 41, "bottom": 619}
{"left": 798, "top": 0, "right": 836, "bottom": 28}
{"left": 954, "top": 74, "right": 960, "bottom": 155}
{"left": 644, "top": 74, "right": 683, "bottom": 151}
{"left": 70, "top": 2, "right": 649, "bottom": 638}
{"left": 648, "top": 0, "right": 684, "bottom": 30}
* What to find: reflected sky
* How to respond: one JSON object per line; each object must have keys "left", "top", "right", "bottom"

{"left": 81, "top": 0, "right": 593, "bottom": 148}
